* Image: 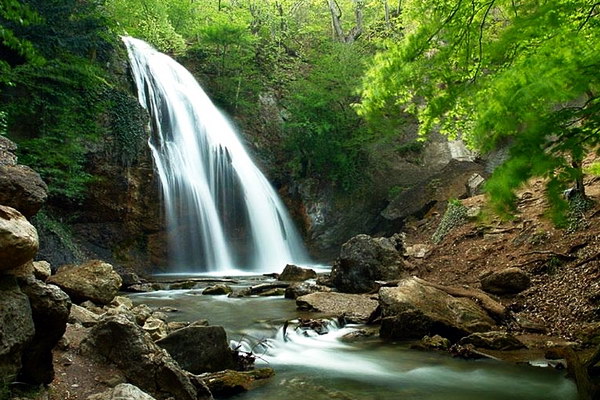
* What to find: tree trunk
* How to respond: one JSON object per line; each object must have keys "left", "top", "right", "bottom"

{"left": 326, "top": 0, "right": 364, "bottom": 43}
{"left": 327, "top": 0, "right": 346, "bottom": 41}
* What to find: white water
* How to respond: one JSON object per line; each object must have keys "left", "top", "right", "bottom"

{"left": 123, "top": 37, "right": 308, "bottom": 272}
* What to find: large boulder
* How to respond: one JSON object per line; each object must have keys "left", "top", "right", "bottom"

{"left": 81, "top": 314, "right": 202, "bottom": 400}
{"left": 278, "top": 264, "right": 317, "bottom": 282}
{"left": 47, "top": 260, "right": 122, "bottom": 304}
{"left": 156, "top": 326, "right": 236, "bottom": 374}
{"left": 87, "top": 383, "right": 157, "bottom": 400}
{"left": 379, "top": 278, "right": 495, "bottom": 341}
{"left": 480, "top": 268, "right": 530, "bottom": 295}
{"left": 0, "top": 164, "right": 48, "bottom": 218}
{"left": 330, "top": 234, "right": 406, "bottom": 293}
{"left": 296, "top": 292, "right": 379, "bottom": 323}
{"left": 0, "top": 276, "right": 35, "bottom": 381}
{"left": 0, "top": 205, "right": 38, "bottom": 272}
{"left": 18, "top": 277, "right": 71, "bottom": 384}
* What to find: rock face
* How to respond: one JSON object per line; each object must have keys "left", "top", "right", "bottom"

{"left": 0, "top": 164, "right": 48, "bottom": 218}
{"left": 156, "top": 326, "right": 236, "bottom": 374}
{"left": 81, "top": 314, "right": 201, "bottom": 400}
{"left": 296, "top": 292, "right": 379, "bottom": 323}
{"left": 278, "top": 264, "right": 317, "bottom": 281}
{"left": 480, "top": 268, "right": 530, "bottom": 295}
{"left": 379, "top": 278, "right": 495, "bottom": 341}
{"left": 0, "top": 276, "right": 35, "bottom": 381}
{"left": 18, "top": 277, "right": 71, "bottom": 384}
{"left": 330, "top": 234, "right": 406, "bottom": 293}
{"left": 457, "top": 331, "right": 526, "bottom": 350}
{"left": 47, "top": 260, "right": 122, "bottom": 304}
{"left": 0, "top": 205, "right": 39, "bottom": 271}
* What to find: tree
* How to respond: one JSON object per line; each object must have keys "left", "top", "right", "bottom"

{"left": 358, "top": 0, "right": 600, "bottom": 221}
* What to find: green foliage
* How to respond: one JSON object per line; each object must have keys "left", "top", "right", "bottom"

{"left": 1, "top": 0, "right": 115, "bottom": 203}
{"left": 432, "top": 199, "right": 468, "bottom": 243}
{"left": 359, "top": 0, "right": 600, "bottom": 221}
{"left": 106, "top": 89, "right": 147, "bottom": 166}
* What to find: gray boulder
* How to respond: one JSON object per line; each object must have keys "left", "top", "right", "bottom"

{"left": 203, "top": 284, "right": 233, "bottom": 295}
{"left": 379, "top": 277, "right": 495, "bottom": 341}
{"left": 278, "top": 264, "right": 317, "bottom": 282}
{"left": 156, "top": 326, "right": 235, "bottom": 374}
{"left": 47, "top": 260, "right": 122, "bottom": 304}
{"left": 32, "top": 261, "right": 51, "bottom": 281}
{"left": 0, "top": 276, "right": 35, "bottom": 382}
{"left": 284, "top": 281, "right": 331, "bottom": 299}
{"left": 330, "top": 234, "right": 406, "bottom": 293}
{"left": 0, "top": 205, "right": 38, "bottom": 272}
{"left": 87, "top": 383, "right": 157, "bottom": 400}
{"left": 18, "top": 277, "right": 71, "bottom": 384}
{"left": 296, "top": 292, "right": 379, "bottom": 323}
{"left": 481, "top": 268, "right": 530, "bottom": 295}
{"left": 81, "top": 314, "right": 201, "bottom": 400}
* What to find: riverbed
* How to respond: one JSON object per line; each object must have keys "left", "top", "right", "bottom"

{"left": 130, "top": 275, "right": 577, "bottom": 400}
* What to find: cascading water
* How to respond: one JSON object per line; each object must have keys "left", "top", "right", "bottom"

{"left": 123, "top": 37, "right": 308, "bottom": 272}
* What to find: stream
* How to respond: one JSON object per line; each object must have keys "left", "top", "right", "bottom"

{"left": 130, "top": 275, "right": 577, "bottom": 400}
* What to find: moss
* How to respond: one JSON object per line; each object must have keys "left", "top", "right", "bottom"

{"left": 32, "top": 211, "right": 85, "bottom": 262}
{"left": 432, "top": 200, "right": 468, "bottom": 244}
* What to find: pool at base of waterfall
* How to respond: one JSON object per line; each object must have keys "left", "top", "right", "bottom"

{"left": 129, "top": 275, "right": 577, "bottom": 400}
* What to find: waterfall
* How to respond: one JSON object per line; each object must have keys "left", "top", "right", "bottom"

{"left": 123, "top": 37, "right": 308, "bottom": 272}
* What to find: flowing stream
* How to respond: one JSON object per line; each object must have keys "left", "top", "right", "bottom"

{"left": 131, "top": 277, "right": 577, "bottom": 400}
{"left": 123, "top": 37, "right": 307, "bottom": 273}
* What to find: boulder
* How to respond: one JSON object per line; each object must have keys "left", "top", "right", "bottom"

{"left": 481, "top": 268, "right": 530, "bottom": 295}
{"left": 131, "top": 304, "right": 153, "bottom": 326}
{"left": 87, "top": 383, "right": 157, "bottom": 400}
{"left": 284, "top": 281, "right": 331, "bottom": 299}
{"left": 457, "top": 331, "right": 526, "bottom": 350}
{"left": 411, "top": 335, "right": 451, "bottom": 351}
{"left": 0, "top": 164, "right": 48, "bottom": 218}
{"left": 296, "top": 292, "right": 379, "bottom": 323}
{"left": 18, "top": 277, "right": 71, "bottom": 384}
{"left": 278, "top": 264, "right": 317, "bottom": 281}
{"left": 47, "top": 260, "right": 122, "bottom": 304}
{"left": 0, "top": 206, "right": 38, "bottom": 272}
{"left": 156, "top": 326, "right": 235, "bottom": 374}
{"left": 0, "top": 276, "right": 35, "bottom": 381}
{"left": 203, "top": 284, "right": 233, "bottom": 295}
{"left": 81, "top": 314, "right": 201, "bottom": 400}
{"left": 330, "top": 234, "right": 406, "bottom": 293}
{"left": 69, "top": 304, "right": 101, "bottom": 327}
{"left": 32, "top": 261, "right": 51, "bottom": 281}
{"left": 379, "top": 277, "right": 495, "bottom": 341}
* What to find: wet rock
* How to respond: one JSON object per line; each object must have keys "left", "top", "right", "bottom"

{"left": 411, "top": 335, "right": 451, "bottom": 351}
{"left": 32, "top": 261, "right": 51, "bottom": 281}
{"left": 81, "top": 314, "right": 200, "bottom": 400}
{"left": 458, "top": 331, "right": 526, "bottom": 350}
{"left": 169, "top": 280, "right": 197, "bottom": 290}
{"left": 128, "top": 283, "right": 158, "bottom": 293}
{"left": 69, "top": 304, "right": 100, "bottom": 327}
{"left": 155, "top": 326, "right": 235, "bottom": 374}
{"left": 296, "top": 292, "right": 379, "bottom": 323}
{"left": 379, "top": 277, "right": 495, "bottom": 341}
{"left": 0, "top": 276, "right": 35, "bottom": 381}
{"left": 339, "top": 329, "right": 377, "bottom": 343}
{"left": 200, "top": 368, "right": 275, "bottom": 397}
{"left": 284, "top": 281, "right": 331, "bottom": 299}
{"left": 0, "top": 164, "right": 48, "bottom": 218}
{"left": 18, "top": 277, "right": 71, "bottom": 384}
{"left": 0, "top": 206, "right": 39, "bottom": 272}
{"left": 278, "top": 264, "right": 317, "bottom": 281}
{"left": 142, "top": 317, "right": 169, "bottom": 341}
{"left": 47, "top": 260, "right": 122, "bottom": 305}
{"left": 203, "top": 284, "right": 233, "bottom": 295}
{"left": 481, "top": 268, "right": 530, "bottom": 295}
{"left": 87, "top": 383, "right": 157, "bottom": 400}
{"left": 167, "top": 321, "right": 190, "bottom": 332}
{"left": 258, "top": 288, "right": 286, "bottom": 297}
{"left": 330, "top": 234, "right": 406, "bottom": 293}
